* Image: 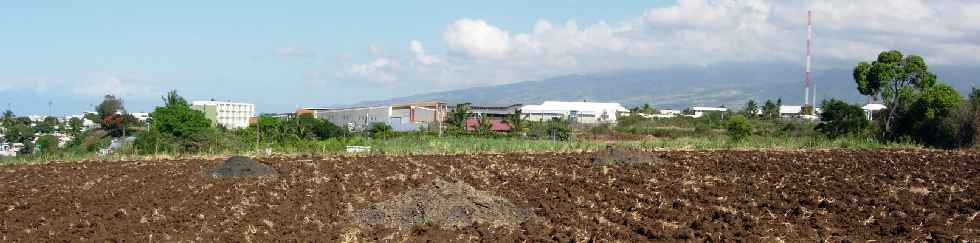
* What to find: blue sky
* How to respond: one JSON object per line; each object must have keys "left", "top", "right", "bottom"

{"left": 1, "top": 0, "right": 978, "bottom": 115}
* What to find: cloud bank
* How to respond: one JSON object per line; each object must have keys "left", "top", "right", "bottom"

{"left": 341, "top": 0, "right": 980, "bottom": 88}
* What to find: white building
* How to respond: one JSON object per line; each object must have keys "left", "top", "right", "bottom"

{"left": 637, "top": 109, "right": 682, "bottom": 118}
{"left": 688, "top": 107, "right": 728, "bottom": 118}
{"left": 862, "top": 104, "right": 887, "bottom": 121}
{"left": 191, "top": 101, "right": 256, "bottom": 129}
{"left": 779, "top": 106, "right": 802, "bottom": 117}
{"left": 521, "top": 101, "right": 629, "bottom": 123}
{"left": 130, "top": 112, "right": 150, "bottom": 123}
{"left": 65, "top": 113, "right": 100, "bottom": 130}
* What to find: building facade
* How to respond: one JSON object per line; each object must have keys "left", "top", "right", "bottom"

{"left": 130, "top": 113, "right": 150, "bottom": 123}
{"left": 316, "top": 106, "right": 393, "bottom": 132}
{"left": 521, "top": 101, "right": 629, "bottom": 124}
{"left": 313, "top": 101, "right": 447, "bottom": 132}
{"left": 688, "top": 107, "right": 728, "bottom": 118}
{"left": 191, "top": 101, "right": 256, "bottom": 129}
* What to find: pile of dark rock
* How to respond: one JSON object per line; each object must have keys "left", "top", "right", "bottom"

{"left": 208, "top": 156, "right": 278, "bottom": 177}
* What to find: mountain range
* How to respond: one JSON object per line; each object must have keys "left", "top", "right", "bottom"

{"left": 357, "top": 63, "right": 979, "bottom": 109}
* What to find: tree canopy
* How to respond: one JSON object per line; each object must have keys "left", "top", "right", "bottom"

{"left": 743, "top": 100, "right": 758, "bottom": 118}
{"left": 139, "top": 90, "right": 213, "bottom": 152}
{"left": 815, "top": 99, "right": 869, "bottom": 138}
{"left": 853, "top": 50, "right": 939, "bottom": 134}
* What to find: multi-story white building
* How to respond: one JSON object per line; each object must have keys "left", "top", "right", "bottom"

{"left": 191, "top": 101, "right": 256, "bottom": 129}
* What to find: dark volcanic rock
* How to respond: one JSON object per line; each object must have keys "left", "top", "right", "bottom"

{"left": 209, "top": 156, "right": 278, "bottom": 177}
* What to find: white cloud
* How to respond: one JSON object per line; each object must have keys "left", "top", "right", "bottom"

{"left": 444, "top": 19, "right": 513, "bottom": 59}
{"left": 275, "top": 47, "right": 316, "bottom": 58}
{"left": 73, "top": 76, "right": 157, "bottom": 97}
{"left": 343, "top": 0, "right": 980, "bottom": 89}
{"left": 341, "top": 58, "right": 399, "bottom": 83}
{"left": 409, "top": 40, "right": 441, "bottom": 66}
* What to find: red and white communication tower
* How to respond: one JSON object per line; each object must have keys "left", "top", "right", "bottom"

{"left": 804, "top": 10, "right": 813, "bottom": 107}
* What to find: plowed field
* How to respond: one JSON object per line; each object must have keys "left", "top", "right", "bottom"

{"left": 1, "top": 150, "right": 978, "bottom": 242}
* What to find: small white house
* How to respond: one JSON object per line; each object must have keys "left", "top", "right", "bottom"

{"left": 862, "top": 104, "right": 887, "bottom": 121}
{"left": 521, "top": 101, "right": 629, "bottom": 123}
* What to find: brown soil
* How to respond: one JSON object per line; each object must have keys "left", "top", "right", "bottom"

{"left": 1, "top": 150, "right": 979, "bottom": 242}
{"left": 591, "top": 145, "right": 663, "bottom": 165}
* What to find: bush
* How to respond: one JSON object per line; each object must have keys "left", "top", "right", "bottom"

{"left": 589, "top": 123, "right": 612, "bottom": 135}
{"left": 945, "top": 88, "right": 980, "bottom": 148}
{"left": 815, "top": 99, "right": 870, "bottom": 138}
{"left": 726, "top": 115, "right": 752, "bottom": 142}
{"left": 527, "top": 119, "right": 570, "bottom": 141}
{"left": 368, "top": 122, "right": 394, "bottom": 139}
{"left": 35, "top": 135, "right": 61, "bottom": 154}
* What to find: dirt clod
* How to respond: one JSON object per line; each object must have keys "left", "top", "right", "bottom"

{"left": 355, "top": 178, "right": 534, "bottom": 229}
{"left": 208, "top": 156, "right": 278, "bottom": 177}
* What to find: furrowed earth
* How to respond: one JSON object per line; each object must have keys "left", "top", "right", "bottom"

{"left": 1, "top": 150, "right": 978, "bottom": 242}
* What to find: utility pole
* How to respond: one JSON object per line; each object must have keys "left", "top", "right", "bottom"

{"left": 804, "top": 10, "right": 812, "bottom": 109}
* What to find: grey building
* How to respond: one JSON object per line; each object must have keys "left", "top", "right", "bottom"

{"left": 315, "top": 106, "right": 394, "bottom": 132}
{"left": 313, "top": 102, "right": 447, "bottom": 132}
{"left": 466, "top": 104, "right": 522, "bottom": 118}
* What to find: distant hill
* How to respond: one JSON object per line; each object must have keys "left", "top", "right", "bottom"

{"left": 357, "top": 63, "right": 979, "bottom": 109}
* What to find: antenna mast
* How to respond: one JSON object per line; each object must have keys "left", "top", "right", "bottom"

{"left": 804, "top": 10, "right": 813, "bottom": 108}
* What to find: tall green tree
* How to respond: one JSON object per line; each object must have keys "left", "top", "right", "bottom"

{"left": 1, "top": 110, "right": 13, "bottom": 126}
{"left": 853, "top": 50, "right": 939, "bottom": 135}
{"left": 761, "top": 100, "right": 779, "bottom": 120}
{"left": 743, "top": 100, "right": 758, "bottom": 118}
{"left": 35, "top": 116, "right": 60, "bottom": 134}
{"left": 94, "top": 95, "right": 135, "bottom": 137}
{"left": 815, "top": 99, "right": 869, "bottom": 138}
{"left": 67, "top": 117, "right": 84, "bottom": 138}
{"left": 96, "top": 95, "right": 124, "bottom": 121}
{"left": 162, "top": 90, "right": 189, "bottom": 107}
{"left": 446, "top": 103, "right": 471, "bottom": 128}
{"left": 140, "top": 90, "right": 213, "bottom": 152}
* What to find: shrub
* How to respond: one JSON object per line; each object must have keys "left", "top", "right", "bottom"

{"left": 527, "top": 119, "right": 570, "bottom": 141}
{"left": 726, "top": 115, "right": 752, "bottom": 142}
{"left": 35, "top": 135, "right": 61, "bottom": 154}
{"left": 368, "top": 122, "right": 394, "bottom": 139}
{"left": 589, "top": 123, "right": 612, "bottom": 135}
{"left": 134, "top": 129, "right": 178, "bottom": 154}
